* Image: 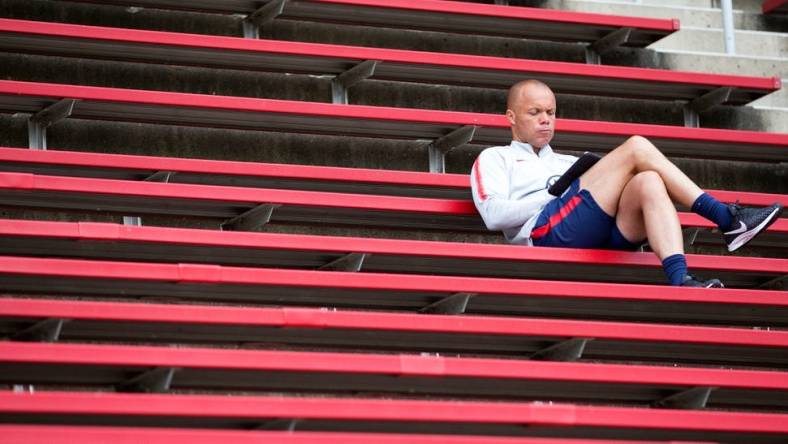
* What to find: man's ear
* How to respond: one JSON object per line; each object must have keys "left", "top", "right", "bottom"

{"left": 505, "top": 109, "right": 516, "bottom": 126}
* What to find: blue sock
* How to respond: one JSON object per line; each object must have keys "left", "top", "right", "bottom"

{"left": 691, "top": 193, "right": 733, "bottom": 231}
{"left": 662, "top": 254, "right": 688, "bottom": 286}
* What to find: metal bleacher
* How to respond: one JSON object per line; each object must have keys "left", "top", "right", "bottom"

{"left": 0, "top": 146, "right": 785, "bottom": 252}
{"left": 3, "top": 427, "right": 727, "bottom": 444}
{"left": 0, "top": 216, "right": 785, "bottom": 286}
{"left": 1, "top": 255, "right": 786, "bottom": 325}
{"left": 0, "top": 171, "right": 785, "bottom": 248}
{"left": 2, "top": 391, "right": 787, "bottom": 441}
{"left": 0, "top": 18, "right": 778, "bottom": 109}
{"left": 1, "top": 0, "right": 787, "bottom": 442}
{"left": 58, "top": 0, "right": 680, "bottom": 47}
{"left": 2, "top": 297, "right": 787, "bottom": 367}
{"left": 2, "top": 146, "right": 786, "bottom": 202}
{"left": 2, "top": 80, "right": 788, "bottom": 168}
{"left": 2, "top": 341, "right": 788, "bottom": 408}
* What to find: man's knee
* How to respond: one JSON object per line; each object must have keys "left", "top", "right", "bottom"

{"left": 630, "top": 171, "right": 666, "bottom": 197}
{"left": 625, "top": 135, "right": 651, "bottom": 145}
{"left": 620, "top": 135, "right": 661, "bottom": 165}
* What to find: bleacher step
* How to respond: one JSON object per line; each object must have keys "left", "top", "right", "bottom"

{"left": 649, "top": 26, "right": 788, "bottom": 58}
{"left": 3, "top": 341, "right": 788, "bottom": 409}
{"left": 3, "top": 296, "right": 787, "bottom": 367}
{"left": 540, "top": 0, "right": 786, "bottom": 31}
{"left": 2, "top": 391, "right": 787, "bottom": 441}
{"left": 2, "top": 426, "right": 680, "bottom": 444}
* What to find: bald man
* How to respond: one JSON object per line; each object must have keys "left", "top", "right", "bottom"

{"left": 471, "top": 80, "right": 783, "bottom": 287}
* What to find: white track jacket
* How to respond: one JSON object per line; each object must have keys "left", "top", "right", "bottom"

{"left": 470, "top": 141, "right": 578, "bottom": 245}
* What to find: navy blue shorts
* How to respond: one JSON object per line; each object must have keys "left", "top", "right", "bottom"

{"left": 531, "top": 179, "right": 642, "bottom": 251}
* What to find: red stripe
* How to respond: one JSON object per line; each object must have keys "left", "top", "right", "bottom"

{"left": 472, "top": 159, "right": 487, "bottom": 201}
{"left": 531, "top": 196, "right": 583, "bottom": 239}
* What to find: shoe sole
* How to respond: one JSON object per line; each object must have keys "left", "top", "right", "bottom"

{"left": 705, "top": 280, "right": 724, "bottom": 288}
{"left": 727, "top": 205, "right": 783, "bottom": 252}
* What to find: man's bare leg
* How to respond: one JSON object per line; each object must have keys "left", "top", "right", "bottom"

{"left": 580, "top": 136, "right": 724, "bottom": 287}
{"left": 615, "top": 171, "right": 683, "bottom": 260}
{"left": 579, "top": 135, "right": 703, "bottom": 215}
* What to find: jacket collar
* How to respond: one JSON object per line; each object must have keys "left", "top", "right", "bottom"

{"left": 510, "top": 140, "right": 553, "bottom": 158}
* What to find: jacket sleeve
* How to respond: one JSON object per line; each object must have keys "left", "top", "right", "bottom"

{"left": 470, "top": 150, "right": 552, "bottom": 231}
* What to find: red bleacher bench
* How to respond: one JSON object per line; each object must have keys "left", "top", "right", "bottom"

{"left": 2, "top": 81, "right": 786, "bottom": 163}
{"left": 1, "top": 147, "right": 784, "bottom": 253}
{"left": 0, "top": 18, "right": 775, "bottom": 107}
{"left": 1, "top": 340, "right": 787, "bottom": 409}
{"left": 2, "top": 297, "right": 786, "bottom": 367}
{"left": 0, "top": 172, "right": 784, "bottom": 248}
{"left": 3, "top": 146, "right": 786, "bottom": 204}
{"left": 1, "top": 391, "right": 786, "bottom": 441}
{"left": 1, "top": 426, "right": 693, "bottom": 444}
{"left": 0, "top": 218, "right": 784, "bottom": 288}
{"left": 0, "top": 255, "right": 785, "bottom": 325}
{"left": 57, "top": 0, "right": 680, "bottom": 49}
{"left": 763, "top": 0, "right": 788, "bottom": 14}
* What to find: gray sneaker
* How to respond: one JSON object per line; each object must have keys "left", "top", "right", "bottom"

{"left": 681, "top": 275, "right": 724, "bottom": 288}
{"left": 723, "top": 203, "right": 783, "bottom": 252}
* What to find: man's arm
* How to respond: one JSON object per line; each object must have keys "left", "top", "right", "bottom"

{"left": 471, "top": 150, "right": 552, "bottom": 231}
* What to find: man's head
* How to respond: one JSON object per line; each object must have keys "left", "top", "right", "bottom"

{"left": 506, "top": 80, "right": 556, "bottom": 149}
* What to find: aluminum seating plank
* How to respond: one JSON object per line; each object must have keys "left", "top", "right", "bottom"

{"left": 0, "top": 19, "right": 775, "bottom": 105}
{"left": 56, "top": 0, "right": 679, "bottom": 46}
{"left": 0, "top": 219, "right": 784, "bottom": 288}
{"left": 0, "top": 173, "right": 784, "bottom": 250}
{"left": 2, "top": 342, "right": 788, "bottom": 410}
{"left": 1, "top": 297, "right": 787, "bottom": 367}
{"left": 1, "top": 81, "right": 787, "bottom": 162}
{"left": 1, "top": 391, "right": 787, "bottom": 441}
{"left": 0, "top": 255, "right": 785, "bottom": 326}
{"left": 3, "top": 147, "right": 786, "bottom": 204}
{"left": 0, "top": 426, "right": 701, "bottom": 444}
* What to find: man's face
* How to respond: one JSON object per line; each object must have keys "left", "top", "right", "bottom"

{"left": 506, "top": 85, "right": 556, "bottom": 149}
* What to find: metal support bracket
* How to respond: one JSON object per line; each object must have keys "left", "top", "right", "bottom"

{"left": 331, "top": 60, "right": 378, "bottom": 104}
{"left": 117, "top": 367, "right": 178, "bottom": 393}
{"left": 682, "top": 227, "right": 701, "bottom": 247}
{"left": 256, "top": 419, "right": 300, "bottom": 431}
{"left": 758, "top": 274, "right": 788, "bottom": 290}
{"left": 145, "top": 171, "right": 176, "bottom": 183}
{"left": 242, "top": 0, "right": 287, "bottom": 39}
{"left": 28, "top": 99, "right": 78, "bottom": 150}
{"left": 586, "top": 27, "right": 633, "bottom": 64}
{"left": 318, "top": 253, "right": 367, "bottom": 272}
{"left": 221, "top": 204, "right": 280, "bottom": 231}
{"left": 120, "top": 172, "right": 175, "bottom": 225}
{"left": 684, "top": 87, "right": 733, "bottom": 128}
{"left": 690, "top": 87, "right": 734, "bottom": 113}
{"left": 11, "top": 318, "right": 67, "bottom": 342}
{"left": 123, "top": 216, "right": 143, "bottom": 226}
{"left": 428, "top": 125, "right": 477, "bottom": 173}
{"left": 419, "top": 292, "right": 475, "bottom": 315}
{"left": 683, "top": 107, "right": 700, "bottom": 128}
{"left": 654, "top": 386, "right": 715, "bottom": 409}
{"left": 530, "top": 338, "right": 590, "bottom": 362}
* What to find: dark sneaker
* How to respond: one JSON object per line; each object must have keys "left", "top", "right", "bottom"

{"left": 723, "top": 203, "right": 783, "bottom": 252}
{"left": 681, "top": 275, "right": 724, "bottom": 288}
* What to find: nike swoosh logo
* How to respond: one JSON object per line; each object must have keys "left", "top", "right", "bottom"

{"left": 724, "top": 221, "right": 747, "bottom": 235}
